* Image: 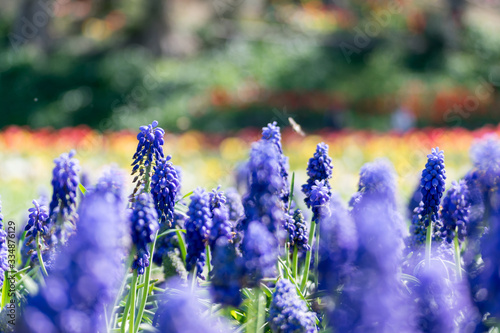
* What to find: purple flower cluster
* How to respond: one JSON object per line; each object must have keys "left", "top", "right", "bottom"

{"left": 269, "top": 279, "right": 317, "bottom": 333}
{"left": 318, "top": 193, "right": 357, "bottom": 295}
{"left": 24, "top": 200, "right": 49, "bottom": 241}
{"left": 302, "top": 143, "right": 333, "bottom": 209}
{"left": 154, "top": 279, "right": 230, "bottom": 333}
{"left": 132, "top": 120, "right": 165, "bottom": 170}
{"left": 242, "top": 140, "right": 285, "bottom": 235}
{"left": 151, "top": 156, "right": 181, "bottom": 226}
{"left": 130, "top": 193, "right": 159, "bottom": 275}
{"left": 185, "top": 188, "right": 212, "bottom": 276}
{"left": 241, "top": 221, "right": 277, "bottom": 287}
{"left": 286, "top": 209, "right": 311, "bottom": 252}
{"left": 440, "top": 180, "right": 470, "bottom": 243}
{"left": 225, "top": 188, "right": 244, "bottom": 223}
{"left": 420, "top": 147, "right": 446, "bottom": 225}
{"left": 18, "top": 182, "right": 127, "bottom": 333}
{"left": 262, "top": 121, "right": 290, "bottom": 206}
{"left": 49, "top": 150, "right": 80, "bottom": 223}
{"left": 470, "top": 135, "right": 500, "bottom": 192}
{"left": 209, "top": 207, "right": 232, "bottom": 250}
{"left": 210, "top": 237, "right": 244, "bottom": 307}
{"left": 356, "top": 158, "right": 398, "bottom": 208}
{"left": 309, "top": 179, "right": 331, "bottom": 222}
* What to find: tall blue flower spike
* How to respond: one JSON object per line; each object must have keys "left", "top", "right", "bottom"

{"left": 151, "top": 155, "right": 181, "bottom": 226}
{"left": 18, "top": 181, "right": 127, "bottom": 333}
{"left": 241, "top": 140, "right": 285, "bottom": 236}
{"left": 130, "top": 193, "right": 159, "bottom": 275}
{"left": 25, "top": 200, "right": 50, "bottom": 241}
{"left": 269, "top": 279, "right": 317, "bottom": 333}
{"left": 131, "top": 120, "right": 165, "bottom": 199}
{"left": 302, "top": 143, "right": 333, "bottom": 209}
{"left": 285, "top": 209, "right": 311, "bottom": 253}
{"left": 440, "top": 180, "right": 470, "bottom": 244}
{"left": 185, "top": 188, "right": 212, "bottom": 278}
{"left": 48, "top": 150, "right": 80, "bottom": 242}
{"left": 420, "top": 147, "right": 446, "bottom": 225}
{"left": 262, "top": 121, "right": 290, "bottom": 207}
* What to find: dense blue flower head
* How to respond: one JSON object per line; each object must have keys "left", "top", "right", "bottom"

{"left": 286, "top": 209, "right": 311, "bottom": 252}
{"left": 210, "top": 237, "right": 244, "bottom": 307}
{"left": 241, "top": 141, "right": 285, "bottom": 235}
{"left": 93, "top": 167, "right": 127, "bottom": 207}
{"left": 470, "top": 189, "right": 500, "bottom": 324}
{"left": 132, "top": 120, "right": 165, "bottom": 170}
{"left": 241, "top": 221, "right": 277, "bottom": 287}
{"left": 440, "top": 180, "right": 470, "bottom": 243}
{"left": 154, "top": 279, "right": 230, "bottom": 333}
{"left": 0, "top": 200, "right": 7, "bottom": 290}
{"left": 185, "top": 188, "right": 212, "bottom": 276}
{"left": 210, "top": 207, "right": 233, "bottom": 250}
{"left": 309, "top": 180, "right": 331, "bottom": 222}
{"left": 49, "top": 149, "right": 80, "bottom": 221}
{"left": 357, "top": 159, "right": 398, "bottom": 208}
{"left": 209, "top": 186, "right": 227, "bottom": 211}
{"left": 131, "top": 193, "right": 159, "bottom": 275}
{"left": 420, "top": 147, "right": 446, "bottom": 225}
{"left": 262, "top": 121, "right": 290, "bottom": 206}
{"left": 18, "top": 185, "right": 127, "bottom": 333}
{"left": 318, "top": 193, "right": 357, "bottom": 296}
{"left": 407, "top": 201, "right": 443, "bottom": 250}
{"left": 25, "top": 200, "right": 50, "bottom": 240}
{"left": 269, "top": 279, "right": 317, "bottom": 333}
{"left": 333, "top": 194, "right": 414, "bottom": 332}
{"left": 151, "top": 156, "right": 181, "bottom": 226}
{"left": 470, "top": 135, "right": 500, "bottom": 191}
{"left": 226, "top": 188, "right": 244, "bottom": 223}
{"left": 302, "top": 143, "right": 333, "bottom": 209}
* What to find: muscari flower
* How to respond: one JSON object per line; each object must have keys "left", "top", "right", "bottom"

{"left": 0, "top": 200, "right": 8, "bottom": 290}
{"left": 420, "top": 147, "right": 446, "bottom": 225}
{"left": 309, "top": 180, "right": 331, "bottom": 222}
{"left": 18, "top": 182, "right": 127, "bottom": 333}
{"left": 356, "top": 158, "right": 398, "bottom": 208}
{"left": 49, "top": 150, "right": 80, "bottom": 225}
{"left": 333, "top": 193, "right": 414, "bottom": 332}
{"left": 225, "top": 188, "right": 244, "bottom": 223}
{"left": 151, "top": 156, "right": 181, "bottom": 226}
{"left": 131, "top": 193, "right": 159, "bottom": 275}
{"left": 470, "top": 135, "right": 500, "bottom": 193}
{"left": 407, "top": 201, "right": 443, "bottom": 250}
{"left": 302, "top": 143, "right": 333, "bottom": 209}
{"left": 440, "top": 180, "right": 470, "bottom": 244}
{"left": 286, "top": 209, "right": 311, "bottom": 252}
{"left": 210, "top": 237, "right": 244, "bottom": 307}
{"left": 318, "top": 193, "right": 357, "bottom": 297}
{"left": 269, "top": 279, "right": 317, "bottom": 333}
{"left": 185, "top": 188, "right": 212, "bottom": 277}
{"left": 210, "top": 207, "right": 233, "bottom": 251}
{"left": 131, "top": 121, "right": 165, "bottom": 198}
{"left": 241, "top": 140, "right": 285, "bottom": 236}
{"left": 262, "top": 121, "right": 290, "bottom": 206}
{"left": 154, "top": 279, "right": 230, "bottom": 333}
{"left": 25, "top": 200, "right": 50, "bottom": 241}
{"left": 241, "top": 221, "right": 277, "bottom": 288}
{"left": 209, "top": 186, "right": 227, "bottom": 211}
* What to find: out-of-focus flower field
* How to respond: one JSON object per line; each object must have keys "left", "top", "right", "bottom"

{"left": 1, "top": 125, "right": 498, "bottom": 223}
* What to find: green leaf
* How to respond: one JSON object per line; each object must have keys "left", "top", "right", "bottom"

{"left": 78, "top": 183, "right": 87, "bottom": 195}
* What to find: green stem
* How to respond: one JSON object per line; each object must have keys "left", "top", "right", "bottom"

{"left": 292, "top": 246, "right": 299, "bottom": 280}
{"left": 314, "top": 225, "right": 320, "bottom": 290}
{"left": 284, "top": 242, "right": 289, "bottom": 279}
{"left": 453, "top": 233, "right": 462, "bottom": 281}
{"left": 36, "top": 234, "right": 48, "bottom": 277}
{"left": 425, "top": 214, "right": 433, "bottom": 268}
{"left": 109, "top": 252, "right": 134, "bottom": 331}
{"left": 134, "top": 231, "right": 158, "bottom": 333}
{"left": 120, "top": 282, "right": 132, "bottom": 333}
{"left": 1, "top": 271, "right": 10, "bottom": 308}
{"left": 255, "top": 288, "right": 265, "bottom": 333}
{"left": 176, "top": 229, "right": 187, "bottom": 264}
{"left": 205, "top": 245, "right": 211, "bottom": 280}
{"left": 300, "top": 220, "right": 317, "bottom": 292}
{"left": 129, "top": 271, "right": 138, "bottom": 333}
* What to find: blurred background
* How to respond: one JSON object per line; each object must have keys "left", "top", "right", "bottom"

{"left": 1, "top": 0, "right": 500, "bottom": 132}
{"left": 1, "top": 0, "right": 500, "bottom": 221}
